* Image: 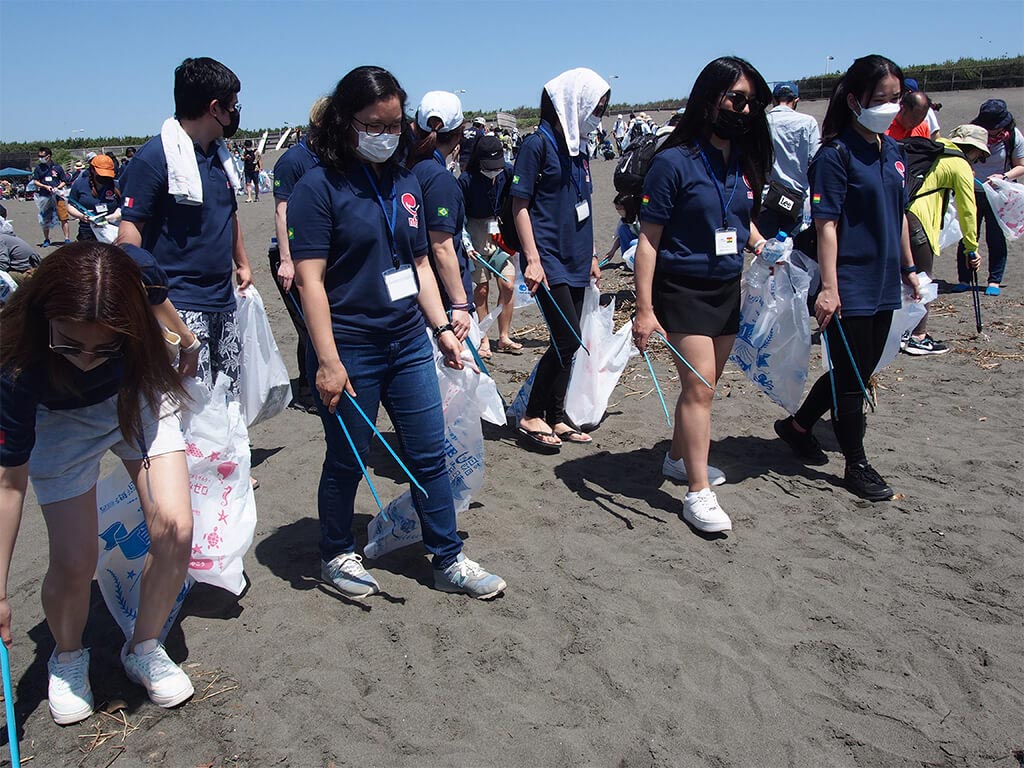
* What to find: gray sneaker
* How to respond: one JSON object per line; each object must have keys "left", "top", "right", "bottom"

{"left": 321, "top": 552, "right": 380, "bottom": 599}
{"left": 434, "top": 553, "right": 506, "bottom": 600}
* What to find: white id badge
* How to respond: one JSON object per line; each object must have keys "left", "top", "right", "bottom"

{"left": 575, "top": 200, "right": 590, "bottom": 222}
{"left": 383, "top": 265, "right": 418, "bottom": 302}
{"left": 714, "top": 228, "right": 738, "bottom": 256}
{"left": 95, "top": 203, "right": 109, "bottom": 214}
{"left": 487, "top": 219, "right": 500, "bottom": 235}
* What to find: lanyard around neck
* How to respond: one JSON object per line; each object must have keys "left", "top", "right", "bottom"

{"left": 538, "top": 124, "right": 585, "bottom": 200}
{"left": 698, "top": 146, "right": 739, "bottom": 229}
{"left": 360, "top": 164, "right": 400, "bottom": 268}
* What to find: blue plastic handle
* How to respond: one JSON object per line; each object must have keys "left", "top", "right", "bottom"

{"left": 0, "top": 641, "right": 21, "bottom": 768}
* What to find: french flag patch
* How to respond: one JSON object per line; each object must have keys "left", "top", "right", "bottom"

{"left": 123, "top": 196, "right": 134, "bottom": 208}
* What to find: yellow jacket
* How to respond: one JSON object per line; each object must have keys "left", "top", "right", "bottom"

{"left": 907, "top": 139, "right": 978, "bottom": 254}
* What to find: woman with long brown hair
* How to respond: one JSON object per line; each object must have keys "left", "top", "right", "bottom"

{"left": 0, "top": 242, "right": 197, "bottom": 724}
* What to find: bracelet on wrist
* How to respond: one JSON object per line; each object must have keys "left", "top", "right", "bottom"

{"left": 183, "top": 336, "right": 201, "bottom": 353}
{"left": 449, "top": 302, "right": 473, "bottom": 312}
{"left": 900, "top": 265, "right": 918, "bottom": 275}
{"left": 432, "top": 323, "right": 455, "bottom": 340}
{"left": 752, "top": 239, "right": 767, "bottom": 252}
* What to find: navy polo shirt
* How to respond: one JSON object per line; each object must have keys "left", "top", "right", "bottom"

{"left": 641, "top": 141, "right": 753, "bottom": 281}
{"left": 810, "top": 127, "right": 906, "bottom": 316}
{"left": 458, "top": 165, "right": 512, "bottom": 220}
{"left": 272, "top": 139, "right": 320, "bottom": 202}
{"left": 509, "top": 121, "right": 594, "bottom": 288}
{"left": 69, "top": 175, "right": 120, "bottom": 215}
{"left": 412, "top": 153, "right": 471, "bottom": 307}
{"left": 287, "top": 161, "right": 430, "bottom": 343}
{"left": 120, "top": 136, "right": 238, "bottom": 313}
{"left": 32, "top": 162, "right": 68, "bottom": 198}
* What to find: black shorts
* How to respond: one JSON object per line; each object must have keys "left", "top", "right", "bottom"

{"left": 653, "top": 272, "right": 741, "bottom": 337}
{"left": 245, "top": 170, "right": 259, "bottom": 183}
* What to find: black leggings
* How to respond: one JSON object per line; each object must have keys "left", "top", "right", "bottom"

{"left": 268, "top": 245, "right": 309, "bottom": 388}
{"left": 794, "top": 311, "right": 892, "bottom": 466}
{"left": 526, "top": 283, "right": 585, "bottom": 425}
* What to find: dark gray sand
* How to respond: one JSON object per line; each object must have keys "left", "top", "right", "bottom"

{"left": 1, "top": 88, "right": 1021, "bottom": 767}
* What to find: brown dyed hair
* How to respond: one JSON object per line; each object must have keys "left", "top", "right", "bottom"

{"left": 405, "top": 117, "right": 465, "bottom": 169}
{"left": 0, "top": 242, "right": 185, "bottom": 447}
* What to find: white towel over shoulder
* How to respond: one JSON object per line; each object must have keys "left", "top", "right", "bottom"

{"left": 160, "top": 118, "right": 242, "bottom": 206}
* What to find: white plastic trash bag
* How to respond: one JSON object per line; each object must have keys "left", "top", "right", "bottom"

{"left": 938, "top": 197, "right": 962, "bottom": 252}
{"left": 0, "top": 270, "right": 17, "bottom": 305}
{"left": 466, "top": 308, "right": 507, "bottom": 426}
{"left": 236, "top": 286, "right": 292, "bottom": 427}
{"left": 874, "top": 276, "right": 934, "bottom": 373}
{"left": 621, "top": 243, "right": 637, "bottom": 272}
{"left": 90, "top": 221, "right": 120, "bottom": 243}
{"left": 95, "top": 467, "right": 193, "bottom": 641}
{"left": 179, "top": 375, "right": 258, "bottom": 594}
{"left": 512, "top": 262, "right": 533, "bottom": 309}
{"left": 565, "top": 281, "right": 638, "bottom": 428}
{"left": 730, "top": 249, "right": 817, "bottom": 414}
{"left": 258, "top": 170, "right": 272, "bottom": 195}
{"left": 982, "top": 177, "right": 1024, "bottom": 240}
{"left": 364, "top": 354, "right": 487, "bottom": 560}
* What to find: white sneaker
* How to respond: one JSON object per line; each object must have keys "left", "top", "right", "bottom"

{"left": 47, "top": 648, "right": 93, "bottom": 725}
{"left": 121, "top": 639, "right": 194, "bottom": 708}
{"left": 683, "top": 488, "right": 733, "bottom": 533}
{"left": 663, "top": 452, "right": 726, "bottom": 486}
{"left": 321, "top": 552, "right": 381, "bottom": 599}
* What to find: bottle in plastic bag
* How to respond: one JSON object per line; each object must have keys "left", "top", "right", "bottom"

{"left": 760, "top": 231, "right": 792, "bottom": 265}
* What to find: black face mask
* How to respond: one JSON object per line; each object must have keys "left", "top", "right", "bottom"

{"left": 712, "top": 109, "right": 751, "bottom": 140}
{"left": 215, "top": 104, "right": 240, "bottom": 139}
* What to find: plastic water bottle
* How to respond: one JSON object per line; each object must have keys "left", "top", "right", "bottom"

{"left": 760, "top": 231, "right": 792, "bottom": 265}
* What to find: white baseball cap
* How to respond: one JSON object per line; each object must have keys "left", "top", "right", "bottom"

{"left": 416, "top": 91, "right": 464, "bottom": 134}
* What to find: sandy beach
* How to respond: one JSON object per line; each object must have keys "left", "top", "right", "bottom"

{"left": 0, "top": 88, "right": 1021, "bottom": 767}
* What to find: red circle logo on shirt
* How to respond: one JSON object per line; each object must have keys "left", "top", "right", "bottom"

{"left": 895, "top": 161, "right": 906, "bottom": 178}
{"left": 401, "top": 193, "right": 419, "bottom": 228}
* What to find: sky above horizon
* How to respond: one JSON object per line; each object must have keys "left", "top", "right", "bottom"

{"left": 2, "top": 0, "right": 1022, "bottom": 142}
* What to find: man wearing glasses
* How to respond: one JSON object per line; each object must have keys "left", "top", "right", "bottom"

{"left": 117, "top": 57, "right": 253, "bottom": 394}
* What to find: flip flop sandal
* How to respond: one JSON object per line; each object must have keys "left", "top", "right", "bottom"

{"left": 496, "top": 342, "right": 524, "bottom": 355}
{"left": 478, "top": 347, "right": 493, "bottom": 359}
{"left": 516, "top": 427, "right": 561, "bottom": 453}
{"left": 555, "top": 429, "right": 593, "bottom": 444}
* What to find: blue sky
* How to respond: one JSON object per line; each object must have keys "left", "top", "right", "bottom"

{"left": 1, "top": 0, "right": 1021, "bottom": 142}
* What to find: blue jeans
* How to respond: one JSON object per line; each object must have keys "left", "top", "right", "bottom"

{"left": 306, "top": 330, "right": 462, "bottom": 569}
{"left": 957, "top": 185, "right": 1008, "bottom": 285}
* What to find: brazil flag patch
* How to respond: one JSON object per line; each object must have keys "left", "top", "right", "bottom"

{"left": 512, "top": 174, "right": 520, "bottom": 184}
{"left": 287, "top": 227, "right": 295, "bottom": 240}
{"left": 437, "top": 207, "right": 449, "bottom": 217}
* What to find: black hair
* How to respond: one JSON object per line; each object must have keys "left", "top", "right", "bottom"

{"left": 539, "top": 90, "right": 563, "bottom": 143}
{"left": 310, "top": 65, "right": 408, "bottom": 175}
{"left": 105, "top": 152, "right": 119, "bottom": 171}
{"left": 244, "top": 138, "right": 253, "bottom": 147}
{"left": 613, "top": 192, "right": 640, "bottom": 223}
{"left": 38, "top": 147, "right": 51, "bottom": 156}
{"left": 126, "top": 147, "right": 136, "bottom": 155}
{"left": 900, "top": 90, "right": 928, "bottom": 111}
{"left": 822, "top": 55, "right": 904, "bottom": 141}
{"left": 173, "top": 57, "right": 241, "bottom": 120}
{"left": 659, "top": 56, "right": 773, "bottom": 217}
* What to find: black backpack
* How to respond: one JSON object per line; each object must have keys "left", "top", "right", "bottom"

{"left": 613, "top": 133, "right": 660, "bottom": 196}
{"left": 496, "top": 132, "right": 549, "bottom": 253}
{"left": 898, "top": 136, "right": 965, "bottom": 203}
{"left": 628, "top": 121, "right": 644, "bottom": 141}
{"left": 792, "top": 138, "right": 851, "bottom": 258}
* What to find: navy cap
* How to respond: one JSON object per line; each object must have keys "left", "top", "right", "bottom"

{"left": 974, "top": 99, "right": 1013, "bottom": 131}
{"left": 773, "top": 81, "right": 799, "bottom": 99}
{"left": 904, "top": 78, "right": 919, "bottom": 91}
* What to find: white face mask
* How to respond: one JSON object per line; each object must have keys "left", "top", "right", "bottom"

{"left": 582, "top": 114, "right": 602, "bottom": 135}
{"left": 854, "top": 100, "right": 899, "bottom": 135}
{"left": 355, "top": 131, "right": 399, "bottom": 163}
{"left": 481, "top": 168, "right": 502, "bottom": 180}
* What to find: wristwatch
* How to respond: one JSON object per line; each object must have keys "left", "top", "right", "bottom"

{"left": 900, "top": 265, "right": 918, "bottom": 275}
{"left": 432, "top": 323, "right": 455, "bottom": 340}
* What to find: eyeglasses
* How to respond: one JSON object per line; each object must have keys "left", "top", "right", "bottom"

{"left": 49, "top": 326, "right": 123, "bottom": 359}
{"left": 352, "top": 116, "right": 404, "bottom": 137}
{"left": 721, "top": 91, "right": 764, "bottom": 113}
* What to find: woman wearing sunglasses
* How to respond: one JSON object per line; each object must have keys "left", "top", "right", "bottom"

{"left": 288, "top": 66, "right": 505, "bottom": 601}
{"left": 632, "top": 56, "right": 773, "bottom": 533}
{"left": 775, "top": 55, "right": 919, "bottom": 501}
{"left": 0, "top": 242, "right": 197, "bottom": 724}
{"left": 511, "top": 67, "right": 610, "bottom": 452}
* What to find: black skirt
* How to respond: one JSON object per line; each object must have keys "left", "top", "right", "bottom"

{"left": 653, "top": 272, "right": 741, "bottom": 337}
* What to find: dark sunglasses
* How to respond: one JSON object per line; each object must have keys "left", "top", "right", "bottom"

{"left": 722, "top": 91, "right": 763, "bottom": 112}
{"left": 49, "top": 326, "right": 123, "bottom": 359}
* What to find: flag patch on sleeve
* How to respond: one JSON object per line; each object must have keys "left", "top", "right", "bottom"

{"left": 123, "top": 196, "right": 134, "bottom": 208}
{"left": 641, "top": 194, "right": 650, "bottom": 206}
{"left": 812, "top": 193, "right": 821, "bottom": 205}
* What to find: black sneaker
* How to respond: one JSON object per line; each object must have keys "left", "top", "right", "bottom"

{"left": 903, "top": 335, "right": 950, "bottom": 356}
{"left": 844, "top": 462, "right": 894, "bottom": 502}
{"left": 774, "top": 418, "right": 828, "bottom": 465}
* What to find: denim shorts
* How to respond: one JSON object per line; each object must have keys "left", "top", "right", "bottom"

{"left": 29, "top": 393, "right": 185, "bottom": 506}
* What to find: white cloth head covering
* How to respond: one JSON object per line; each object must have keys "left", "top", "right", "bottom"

{"left": 543, "top": 68, "right": 611, "bottom": 157}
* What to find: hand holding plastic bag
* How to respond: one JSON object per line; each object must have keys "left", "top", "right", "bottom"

{"left": 236, "top": 286, "right": 292, "bottom": 427}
